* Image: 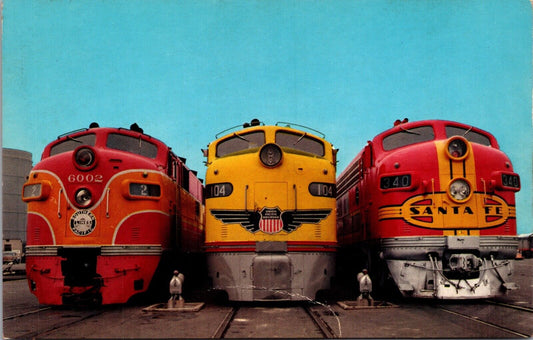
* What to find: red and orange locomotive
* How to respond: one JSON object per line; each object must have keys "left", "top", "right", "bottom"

{"left": 22, "top": 123, "right": 204, "bottom": 305}
{"left": 337, "top": 119, "right": 520, "bottom": 299}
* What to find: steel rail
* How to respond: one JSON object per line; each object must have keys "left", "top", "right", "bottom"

{"left": 3, "top": 306, "right": 52, "bottom": 321}
{"left": 304, "top": 305, "right": 337, "bottom": 338}
{"left": 9, "top": 309, "right": 108, "bottom": 339}
{"left": 438, "top": 306, "right": 531, "bottom": 338}
{"left": 211, "top": 306, "right": 238, "bottom": 338}
{"left": 485, "top": 299, "right": 533, "bottom": 313}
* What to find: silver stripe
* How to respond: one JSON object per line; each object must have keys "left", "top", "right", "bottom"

{"left": 25, "top": 245, "right": 162, "bottom": 257}
{"left": 381, "top": 236, "right": 518, "bottom": 260}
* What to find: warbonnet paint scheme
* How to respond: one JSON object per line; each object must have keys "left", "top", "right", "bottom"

{"left": 336, "top": 119, "right": 520, "bottom": 299}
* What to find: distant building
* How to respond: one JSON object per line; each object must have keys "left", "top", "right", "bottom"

{"left": 3, "top": 148, "right": 33, "bottom": 245}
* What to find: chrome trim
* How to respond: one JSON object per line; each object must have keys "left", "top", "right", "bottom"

{"left": 25, "top": 245, "right": 162, "bottom": 257}
{"left": 101, "top": 245, "right": 162, "bottom": 256}
{"left": 26, "top": 246, "right": 60, "bottom": 256}
{"left": 381, "top": 236, "right": 518, "bottom": 260}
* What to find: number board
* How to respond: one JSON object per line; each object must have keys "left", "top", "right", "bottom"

{"left": 308, "top": 182, "right": 335, "bottom": 197}
{"left": 206, "top": 183, "right": 233, "bottom": 198}
{"left": 380, "top": 175, "right": 411, "bottom": 190}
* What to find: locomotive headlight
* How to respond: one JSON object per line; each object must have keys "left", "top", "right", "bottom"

{"left": 446, "top": 137, "right": 469, "bottom": 160}
{"left": 448, "top": 178, "right": 472, "bottom": 202}
{"left": 259, "top": 143, "right": 282, "bottom": 168}
{"left": 74, "top": 147, "right": 96, "bottom": 170}
{"left": 75, "top": 188, "right": 93, "bottom": 207}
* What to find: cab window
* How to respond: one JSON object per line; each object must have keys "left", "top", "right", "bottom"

{"left": 216, "top": 131, "right": 265, "bottom": 157}
{"left": 276, "top": 131, "right": 325, "bottom": 157}
{"left": 445, "top": 126, "right": 491, "bottom": 146}
{"left": 107, "top": 133, "right": 158, "bottom": 158}
{"left": 50, "top": 134, "right": 96, "bottom": 156}
{"left": 382, "top": 126, "right": 435, "bottom": 151}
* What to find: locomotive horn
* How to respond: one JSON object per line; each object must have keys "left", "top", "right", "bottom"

{"left": 130, "top": 123, "right": 144, "bottom": 133}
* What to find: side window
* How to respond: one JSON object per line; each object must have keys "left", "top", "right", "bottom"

{"left": 182, "top": 166, "right": 190, "bottom": 192}
{"left": 168, "top": 155, "right": 178, "bottom": 180}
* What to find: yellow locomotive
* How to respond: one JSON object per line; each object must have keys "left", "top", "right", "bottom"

{"left": 203, "top": 119, "right": 337, "bottom": 301}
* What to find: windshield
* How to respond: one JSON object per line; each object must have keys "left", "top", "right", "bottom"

{"left": 106, "top": 133, "right": 158, "bottom": 158}
{"left": 50, "top": 134, "right": 96, "bottom": 156}
{"left": 382, "top": 126, "right": 435, "bottom": 151}
{"left": 445, "top": 126, "right": 491, "bottom": 146}
{"left": 216, "top": 131, "right": 265, "bottom": 157}
{"left": 275, "top": 131, "right": 325, "bottom": 157}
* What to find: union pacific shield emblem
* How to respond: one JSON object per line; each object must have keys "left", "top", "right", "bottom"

{"left": 210, "top": 208, "right": 331, "bottom": 234}
{"left": 259, "top": 207, "right": 283, "bottom": 234}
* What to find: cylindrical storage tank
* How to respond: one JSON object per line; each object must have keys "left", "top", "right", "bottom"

{"left": 3, "top": 148, "right": 33, "bottom": 243}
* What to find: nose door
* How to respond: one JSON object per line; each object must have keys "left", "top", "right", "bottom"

{"left": 252, "top": 254, "right": 292, "bottom": 300}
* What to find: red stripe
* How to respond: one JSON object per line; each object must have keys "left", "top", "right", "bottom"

{"left": 206, "top": 247, "right": 336, "bottom": 253}
{"left": 205, "top": 241, "right": 337, "bottom": 253}
{"left": 205, "top": 241, "right": 337, "bottom": 247}
{"left": 205, "top": 247, "right": 256, "bottom": 253}
{"left": 288, "top": 241, "right": 337, "bottom": 247}
{"left": 287, "top": 247, "right": 337, "bottom": 253}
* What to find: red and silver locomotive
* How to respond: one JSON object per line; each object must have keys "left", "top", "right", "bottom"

{"left": 22, "top": 123, "right": 204, "bottom": 305}
{"left": 336, "top": 119, "right": 520, "bottom": 299}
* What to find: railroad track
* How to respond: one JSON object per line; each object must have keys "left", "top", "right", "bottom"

{"left": 436, "top": 300, "right": 533, "bottom": 338}
{"left": 212, "top": 306, "right": 238, "bottom": 338}
{"left": 211, "top": 303, "right": 338, "bottom": 338}
{"left": 3, "top": 306, "right": 52, "bottom": 321}
{"left": 304, "top": 304, "right": 338, "bottom": 338}
{"left": 3, "top": 305, "right": 115, "bottom": 339}
{"left": 484, "top": 299, "right": 533, "bottom": 313}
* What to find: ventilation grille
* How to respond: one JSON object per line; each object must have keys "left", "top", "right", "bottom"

{"left": 32, "top": 227, "right": 41, "bottom": 243}
{"left": 131, "top": 227, "right": 141, "bottom": 241}
{"left": 314, "top": 225, "right": 321, "bottom": 239}
{"left": 221, "top": 225, "right": 228, "bottom": 239}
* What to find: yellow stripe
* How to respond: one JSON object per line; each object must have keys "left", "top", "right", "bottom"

{"left": 378, "top": 207, "right": 402, "bottom": 221}
{"left": 435, "top": 140, "right": 477, "bottom": 192}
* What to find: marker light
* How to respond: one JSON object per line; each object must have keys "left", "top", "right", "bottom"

{"left": 260, "top": 144, "right": 282, "bottom": 168}
{"left": 448, "top": 178, "right": 471, "bottom": 202}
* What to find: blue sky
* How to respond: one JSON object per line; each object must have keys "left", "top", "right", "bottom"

{"left": 2, "top": 0, "right": 531, "bottom": 234}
